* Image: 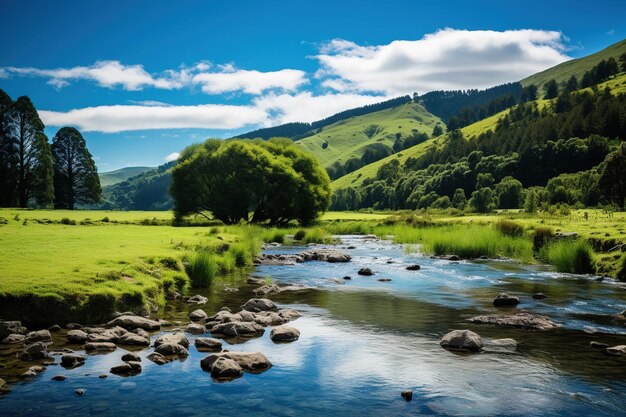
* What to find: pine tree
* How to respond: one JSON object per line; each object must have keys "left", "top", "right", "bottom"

{"left": 0, "top": 89, "right": 16, "bottom": 206}
{"left": 51, "top": 127, "right": 101, "bottom": 209}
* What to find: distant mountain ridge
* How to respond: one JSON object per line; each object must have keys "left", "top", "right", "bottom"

{"left": 99, "top": 166, "right": 153, "bottom": 187}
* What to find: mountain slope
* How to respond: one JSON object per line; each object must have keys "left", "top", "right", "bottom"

{"left": 296, "top": 102, "right": 443, "bottom": 170}
{"left": 99, "top": 166, "right": 153, "bottom": 187}
{"left": 101, "top": 162, "right": 174, "bottom": 210}
{"left": 521, "top": 38, "right": 626, "bottom": 90}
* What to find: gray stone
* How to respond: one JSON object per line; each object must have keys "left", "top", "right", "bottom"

{"left": 1, "top": 334, "right": 26, "bottom": 344}
{"left": 278, "top": 309, "right": 301, "bottom": 321}
{"left": 65, "top": 323, "right": 82, "bottom": 330}
{"left": 406, "top": 265, "right": 421, "bottom": 271}
{"left": 185, "top": 323, "right": 206, "bottom": 334}
{"left": 155, "top": 343, "right": 189, "bottom": 357}
{"left": 493, "top": 293, "right": 520, "bottom": 307}
{"left": 117, "top": 332, "right": 150, "bottom": 346}
{"left": 195, "top": 337, "right": 222, "bottom": 352}
{"left": 21, "top": 365, "right": 45, "bottom": 378}
{"left": 467, "top": 311, "right": 557, "bottom": 331}
{"left": 0, "top": 320, "right": 27, "bottom": 339}
{"left": 85, "top": 342, "right": 117, "bottom": 352}
{"left": 154, "top": 332, "right": 189, "bottom": 348}
{"left": 51, "top": 375, "right": 66, "bottom": 381}
{"left": 210, "top": 321, "right": 265, "bottom": 338}
{"left": 440, "top": 330, "right": 483, "bottom": 352}
{"left": 207, "top": 357, "right": 243, "bottom": 380}
{"left": 147, "top": 352, "right": 170, "bottom": 365}
{"left": 61, "top": 354, "right": 86, "bottom": 368}
{"left": 358, "top": 268, "right": 374, "bottom": 276}
{"left": 606, "top": 345, "right": 626, "bottom": 356}
{"left": 242, "top": 298, "right": 277, "bottom": 312}
{"left": 201, "top": 351, "right": 272, "bottom": 373}
{"left": 111, "top": 361, "right": 141, "bottom": 375}
{"left": 19, "top": 342, "right": 49, "bottom": 361}
{"left": 66, "top": 330, "right": 89, "bottom": 343}
{"left": 253, "top": 311, "right": 287, "bottom": 326}
{"left": 0, "top": 378, "right": 10, "bottom": 394}
{"left": 187, "top": 294, "right": 208, "bottom": 305}
{"left": 75, "top": 389, "right": 85, "bottom": 396}
{"left": 106, "top": 315, "right": 160, "bottom": 331}
{"left": 25, "top": 330, "right": 52, "bottom": 343}
{"left": 122, "top": 352, "right": 141, "bottom": 362}
{"left": 270, "top": 326, "right": 300, "bottom": 342}
{"left": 48, "top": 325, "right": 62, "bottom": 332}
{"left": 189, "top": 309, "right": 208, "bottom": 321}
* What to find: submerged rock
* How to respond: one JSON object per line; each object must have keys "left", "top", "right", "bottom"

{"left": 187, "top": 294, "right": 208, "bottom": 305}
{"left": 378, "top": 278, "right": 392, "bottom": 282}
{"left": 242, "top": 298, "right": 277, "bottom": 313}
{"left": 85, "top": 342, "right": 117, "bottom": 352}
{"left": 401, "top": 390, "right": 413, "bottom": 402}
{"left": 51, "top": 375, "right": 66, "bottom": 381}
{"left": 439, "top": 330, "right": 483, "bottom": 352}
{"left": 107, "top": 315, "right": 160, "bottom": 331}
{"left": 117, "top": 332, "right": 150, "bottom": 346}
{"left": 210, "top": 321, "right": 265, "bottom": 338}
{"left": 147, "top": 352, "right": 170, "bottom": 365}
{"left": 255, "top": 249, "right": 351, "bottom": 265}
{"left": 155, "top": 343, "right": 189, "bottom": 357}
{"left": 122, "top": 352, "right": 141, "bottom": 362}
{"left": 406, "top": 265, "right": 421, "bottom": 271}
{"left": 358, "top": 268, "right": 374, "bottom": 276}
{"left": 270, "top": 326, "right": 300, "bottom": 342}
{"left": 532, "top": 293, "right": 547, "bottom": 300}
{"left": 467, "top": 311, "right": 557, "bottom": 331}
{"left": 201, "top": 351, "right": 272, "bottom": 373}
{"left": 493, "top": 293, "right": 520, "bottom": 307}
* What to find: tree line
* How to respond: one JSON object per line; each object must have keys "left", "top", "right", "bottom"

{"left": 0, "top": 89, "right": 101, "bottom": 209}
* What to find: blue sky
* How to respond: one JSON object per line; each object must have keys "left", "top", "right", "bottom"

{"left": 1, "top": 0, "right": 624, "bottom": 172}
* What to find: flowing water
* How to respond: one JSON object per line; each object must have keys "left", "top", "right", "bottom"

{"left": 2, "top": 236, "right": 626, "bottom": 416}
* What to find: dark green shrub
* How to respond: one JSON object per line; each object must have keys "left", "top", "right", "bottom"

{"left": 533, "top": 226, "right": 554, "bottom": 250}
{"left": 294, "top": 229, "right": 306, "bottom": 241}
{"left": 159, "top": 256, "right": 181, "bottom": 271}
{"left": 186, "top": 252, "right": 218, "bottom": 287}
{"left": 546, "top": 240, "right": 596, "bottom": 274}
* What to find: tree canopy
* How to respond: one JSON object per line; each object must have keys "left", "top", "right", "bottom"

{"left": 171, "top": 139, "right": 331, "bottom": 225}
{"left": 51, "top": 127, "right": 101, "bottom": 209}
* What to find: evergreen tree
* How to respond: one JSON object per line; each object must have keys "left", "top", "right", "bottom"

{"left": 564, "top": 75, "right": 578, "bottom": 93}
{"left": 51, "top": 127, "right": 101, "bottom": 209}
{"left": 599, "top": 143, "right": 626, "bottom": 209}
{"left": 524, "top": 190, "right": 538, "bottom": 213}
{"left": 432, "top": 124, "right": 444, "bottom": 137}
{"left": 452, "top": 188, "right": 467, "bottom": 210}
{"left": 0, "top": 89, "right": 16, "bottom": 206}
{"left": 620, "top": 53, "right": 626, "bottom": 73}
{"left": 5, "top": 96, "right": 53, "bottom": 207}
{"left": 543, "top": 80, "right": 559, "bottom": 99}
{"left": 520, "top": 85, "right": 538, "bottom": 102}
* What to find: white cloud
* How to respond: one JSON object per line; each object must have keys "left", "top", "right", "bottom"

{"left": 128, "top": 100, "right": 173, "bottom": 107}
{"left": 192, "top": 67, "right": 307, "bottom": 94}
{"left": 316, "top": 28, "right": 570, "bottom": 94}
{"left": 1, "top": 60, "right": 308, "bottom": 95}
{"left": 39, "top": 103, "right": 268, "bottom": 133}
{"left": 164, "top": 152, "right": 180, "bottom": 162}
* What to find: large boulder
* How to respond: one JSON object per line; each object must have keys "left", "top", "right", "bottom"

{"left": 61, "top": 354, "right": 86, "bottom": 368}
{"left": 189, "top": 309, "right": 208, "bottom": 321}
{"left": 122, "top": 352, "right": 141, "bottom": 362}
{"left": 278, "top": 309, "right": 301, "bottom": 321}
{"left": 270, "top": 326, "right": 300, "bottom": 342}
{"left": 110, "top": 361, "right": 141, "bottom": 375}
{"left": 85, "top": 342, "right": 117, "bottom": 352}
{"left": 19, "top": 342, "right": 49, "bottom": 361}
{"left": 25, "top": 330, "right": 52, "bottom": 343}
{"left": 253, "top": 312, "right": 287, "bottom": 326}
{"left": 493, "top": 293, "right": 520, "bottom": 307}
{"left": 155, "top": 343, "right": 189, "bottom": 357}
{"left": 195, "top": 337, "right": 222, "bottom": 352}
{"left": 87, "top": 328, "right": 125, "bottom": 343}
{"left": 0, "top": 320, "right": 27, "bottom": 339}
{"left": 117, "top": 332, "right": 150, "bottom": 346}
{"left": 210, "top": 321, "right": 265, "bottom": 338}
{"left": 66, "top": 330, "right": 89, "bottom": 344}
{"left": 154, "top": 332, "right": 189, "bottom": 348}
{"left": 106, "top": 315, "right": 160, "bottom": 331}
{"left": 147, "top": 352, "right": 170, "bottom": 365}
{"left": 467, "top": 312, "right": 557, "bottom": 331}
{"left": 241, "top": 298, "right": 277, "bottom": 312}
{"left": 201, "top": 351, "right": 272, "bottom": 373}
{"left": 206, "top": 357, "right": 243, "bottom": 380}
{"left": 358, "top": 268, "right": 374, "bottom": 276}
{"left": 439, "top": 330, "right": 483, "bottom": 352}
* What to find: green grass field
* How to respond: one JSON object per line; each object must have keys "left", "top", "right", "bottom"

{"left": 296, "top": 102, "right": 443, "bottom": 169}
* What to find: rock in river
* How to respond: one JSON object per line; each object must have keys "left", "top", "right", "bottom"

{"left": 154, "top": 332, "right": 189, "bottom": 348}
{"left": 85, "top": 342, "right": 117, "bottom": 352}
{"left": 66, "top": 330, "right": 89, "bottom": 344}
{"left": 117, "top": 332, "right": 150, "bottom": 346}
{"left": 1, "top": 334, "right": 26, "bottom": 344}
{"left": 467, "top": 311, "right": 557, "bottom": 331}
{"left": 358, "top": 268, "right": 374, "bottom": 276}
{"left": 440, "top": 330, "right": 483, "bottom": 352}
{"left": 187, "top": 294, "right": 208, "bottom": 305}
{"left": 270, "top": 326, "right": 300, "bottom": 342}
{"left": 61, "top": 354, "right": 86, "bottom": 368}
{"left": 0, "top": 378, "right": 9, "bottom": 394}
{"left": 606, "top": 345, "right": 626, "bottom": 356}
{"left": 493, "top": 293, "right": 520, "bottom": 307}
{"left": 25, "top": 330, "right": 52, "bottom": 343}
{"left": 19, "top": 342, "right": 49, "bottom": 361}
{"left": 106, "top": 315, "right": 160, "bottom": 331}
{"left": 195, "top": 337, "right": 222, "bottom": 352}
{"left": 0, "top": 320, "right": 27, "bottom": 339}
{"left": 110, "top": 361, "right": 141, "bottom": 375}
{"left": 122, "top": 352, "right": 141, "bottom": 362}
{"left": 186, "top": 323, "right": 206, "bottom": 334}
{"left": 242, "top": 298, "right": 278, "bottom": 313}
{"left": 154, "top": 343, "right": 189, "bottom": 357}
{"left": 201, "top": 351, "right": 272, "bottom": 374}
{"left": 210, "top": 321, "right": 265, "bottom": 338}
{"left": 189, "top": 309, "right": 208, "bottom": 321}
{"left": 406, "top": 264, "right": 421, "bottom": 271}
{"left": 209, "top": 357, "right": 244, "bottom": 380}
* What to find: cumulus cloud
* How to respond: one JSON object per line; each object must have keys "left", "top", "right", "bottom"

{"left": 1, "top": 60, "right": 307, "bottom": 95}
{"left": 164, "top": 152, "right": 180, "bottom": 162}
{"left": 39, "top": 103, "right": 268, "bottom": 133}
{"left": 316, "top": 28, "right": 570, "bottom": 94}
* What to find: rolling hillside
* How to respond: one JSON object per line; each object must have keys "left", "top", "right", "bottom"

{"left": 99, "top": 166, "right": 153, "bottom": 187}
{"left": 296, "top": 101, "right": 443, "bottom": 169}
{"left": 521, "top": 38, "right": 626, "bottom": 90}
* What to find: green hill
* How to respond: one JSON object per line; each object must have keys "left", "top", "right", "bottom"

{"left": 99, "top": 166, "right": 153, "bottom": 187}
{"left": 101, "top": 162, "right": 174, "bottom": 210}
{"left": 521, "top": 38, "right": 626, "bottom": 90}
{"left": 296, "top": 102, "right": 443, "bottom": 170}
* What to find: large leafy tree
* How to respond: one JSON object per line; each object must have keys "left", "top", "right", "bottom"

{"left": 0, "top": 89, "right": 16, "bottom": 206}
{"left": 171, "top": 139, "right": 331, "bottom": 225}
{"left": 5, "top": 96, "right": 53, "bottom": 207}
{"left": 599, "top": 142, "right": 626, "bottom": 208}
{"left": 51, "top": 127, "right": 101, "bottom": 209}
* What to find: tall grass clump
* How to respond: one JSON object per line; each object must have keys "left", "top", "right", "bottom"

{"left": 302, "top": 228, "right": 331, "bottom": 244}
{"left": 186, "top": 251, "right": 218, "bottom": 287}
{"left": 495, "top": 219, "right": 524, "bottom": 237}
{"left": 263, "top": 228, "right": 286, "bottom": 244}
{"left": 228, "top": 243, "right": 254, "bottom": 267}
{"left": 544, "top": 239, "right": 596, "bottom": 274}
{"left": 323, "top": 221, "right": 373, "bottom": 235}
{"left": 617, "top": 253, "right": 626, "bottom": 282}
{"left": 293, "top": 229, "right": 307, "bottom": 241}
{"left": 399, "top": 224, "right": 534, "bottom": 262}
{"left": 533, "top": 226, "right": 554, "bottom": 250}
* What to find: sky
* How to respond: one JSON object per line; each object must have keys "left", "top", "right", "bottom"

{"left": 0, "top": 0, "right": 624, "bottom": 172}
